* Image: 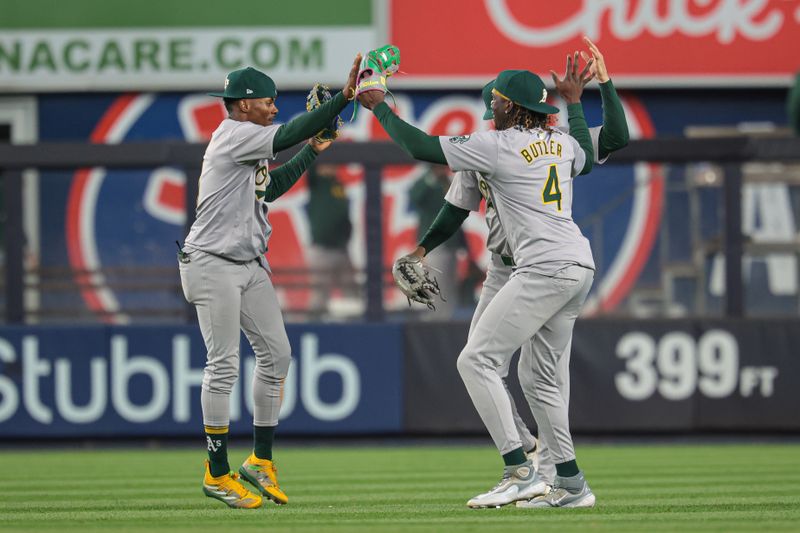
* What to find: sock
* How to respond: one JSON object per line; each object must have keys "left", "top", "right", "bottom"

{"left": 502, "top": 447, "right": 527, "bottom": 467}
{"left": 205, "top": 426, "right": 230, "bottom": 478}
{"left": 555, "top": 459, "right": 580, "bottom": 478}
{"left": 253, "top": 425, "right": 276, "bottom": 460}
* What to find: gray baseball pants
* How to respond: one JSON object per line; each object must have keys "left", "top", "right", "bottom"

{"left": 469, "top": 254, "right": 573, "bottom": 483}
{"left": 468, "top": 254, "right": 538, "bottom": 452}
{"left": 179, "top": 249, "right": 292, "bottom": 428}
{"left": 457, "top": 263, "right": 593, "bottom": 466}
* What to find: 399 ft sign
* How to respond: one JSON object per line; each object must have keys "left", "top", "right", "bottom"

{"left": 614, "top": 330, "right": 778, "bottom": 401}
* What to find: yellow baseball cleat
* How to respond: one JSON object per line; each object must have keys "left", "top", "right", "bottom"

{"left": 238, "top": 453, "right": 289, "bottom": 505}
{"left": 202, "top": 461, "right": 263, "bottom": 509}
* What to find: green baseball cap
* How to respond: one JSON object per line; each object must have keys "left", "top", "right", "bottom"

{"left": 493, "top": 69, "right": 559, "bottom": 115}
{"left": 482, "top": 79, "right": 495, "bottom": 120}
{"left": 209, "top": 67, "right": 277, "bottom": 99}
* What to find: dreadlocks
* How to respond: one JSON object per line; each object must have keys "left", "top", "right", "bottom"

{"left": 508, "top": 104, "right": 552, "bottom": 132}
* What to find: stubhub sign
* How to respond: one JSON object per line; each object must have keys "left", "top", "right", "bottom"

{"left": 0, "top": 324, "right": 403, "bottom": 437}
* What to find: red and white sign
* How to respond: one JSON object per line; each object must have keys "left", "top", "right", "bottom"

{"left": 389, "top": 0, "right": 800, "bottom": 87}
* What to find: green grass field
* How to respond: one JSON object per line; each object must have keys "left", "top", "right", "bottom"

{"left": 1, "top": 442, "right": 799, "bottom": 532}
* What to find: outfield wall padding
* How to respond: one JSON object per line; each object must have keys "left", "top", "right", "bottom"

{"left": 0, "top": 319, "right": 797, "bottom": 437}
{"left": 404, "top": 319, "right": 800, "bottom": 433}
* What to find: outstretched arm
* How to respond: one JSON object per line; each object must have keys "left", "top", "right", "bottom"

{"left": 262, "top": 145, "right": 317, "bottom": 202}
{"left": 551, "top": 52, "right": 595, "bottom": 174}
{"left": 597, "top": 81, "right": 629, "bottom": 159}
{"left": 371, "top": 102, "right": 448, "bottom": 164}
{"left": 359, "top": 89, "right": 448, "bottom": 164}
{"left": 272, "top": 55, "right": 361, "bottom": 152}
{"left": 580, "top": 37, "right": 629, "bottom": 159}
{"left": 415, "top": 201, "right": 470, "bottom": 257}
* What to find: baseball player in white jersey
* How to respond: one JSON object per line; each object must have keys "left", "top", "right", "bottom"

{"left": 358, "top": 53, "right": 599, "bottom": 508}
{"left": 431, "top": 39, "right": 629, "bottom": 492}
{"left": 179, "top": 58, "right": 361, "bottom": 509}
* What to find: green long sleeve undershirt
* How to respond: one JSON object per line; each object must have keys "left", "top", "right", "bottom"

{"left": 789, "top": 72, "right": 800, "bottom": 136}
{"left": 263, "top": 144, "right": 317, "bottom": 202}
{"left": 567, "top": 103, "right": 594, "bottom": 175}
{"left": 597, "top": 80, "right": 630, "bottom": 160}
{"left": 418, "top": 201, "right": 470, "bottom": 254}
{"left": 373, "top": 102, "right": 447, "bottom": 164}
{"left": 272, "top": 92, "right": 347, "bottom": 152}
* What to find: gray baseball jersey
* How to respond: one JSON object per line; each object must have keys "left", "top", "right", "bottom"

{"left": 440, "top": 128, "right": 594, "bottom": 274}
{"left": 180, "top": 116, "right": 291, "bottom": 430}
{"left": 444, "top": 126, "right": 603, "bottom": 257}
{"left": 184, "top": 118, "right": 279, "bottom": 261}
{"left": 445, "top": 126, "right": 605, "bottom": 480}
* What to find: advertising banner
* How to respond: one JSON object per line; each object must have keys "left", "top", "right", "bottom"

{"left": 0, "top": 0, "right": 376, "bottom": 91}
{"left": 404, "top": 319, "right": 800, "bottom": 433}
{"left": 0, "top": 324, "right": 403, "bottom": 437}
{"left": 570, "top": 319, "right": 799, "bottom": 431}
{"left": 33, "top": 87, "right": 796, "bottom": 321}
{"left": 389, "top": 0, "right": 800, "bottom": 87}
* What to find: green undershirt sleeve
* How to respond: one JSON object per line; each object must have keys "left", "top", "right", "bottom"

{"left": 263, "top": 144, "right": 317, "bottom": 202}
{"left": 789, "top": 72, "right": 800, "bottom": 136}
{"left": 597, "top": 80, "right": 630, "bottom": 160}
{"left": 373, "top": 102, "right": 448, "bottom": 164}
{"left": 273, "top": 92, "right": 347, "bottom": 152}
{"left": 567, "top": 103, "right": 594, "bottom": 175}
{"left": 418, "top": 201, "right": 470, "bottom": 254}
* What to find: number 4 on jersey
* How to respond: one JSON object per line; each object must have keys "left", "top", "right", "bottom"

{"left": 542, "top": 164, "right": 562, "bottom": 211}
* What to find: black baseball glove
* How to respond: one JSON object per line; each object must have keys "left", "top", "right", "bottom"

{"left": 306, "top": 83, "right": 344, "bottom": 142}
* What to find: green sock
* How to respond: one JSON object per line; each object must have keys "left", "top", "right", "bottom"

{"left": 556, "top": 459, "right": 580, "bottom": 477}
{"left": 254, "top": 425, "right": 276, "bottom": 460}
{"left": 502, "top": 447, "right": 527, "bottom": 467}
{"left": 205, "top": 426, "right": 229, "bottom": 478}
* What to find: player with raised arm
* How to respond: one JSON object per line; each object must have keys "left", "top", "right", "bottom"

{"left": 179, "top": 57, "right": 361, "bottom": 509}
{"left": 358, "top": 49, "right": 599, "bottom": 508}
{"left": 406, "top": 37, "right": 629, "bottom": 494}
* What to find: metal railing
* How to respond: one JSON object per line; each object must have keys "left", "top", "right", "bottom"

{"left": 3, "top": 136, "right": 800, "bottom": 323}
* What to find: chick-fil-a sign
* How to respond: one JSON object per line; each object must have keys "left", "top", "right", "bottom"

{"left": 390, "top": 0, "right": 800, "bottom": 86}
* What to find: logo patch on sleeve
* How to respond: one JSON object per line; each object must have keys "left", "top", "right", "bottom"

{"left": 448, "top": 135, "right": 471, "bottom": 144}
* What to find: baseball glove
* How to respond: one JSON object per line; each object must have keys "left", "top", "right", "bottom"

{"left": 351, "top": 44, "right": 401, "bottom": 120}
{"left": 306, "top": 83, "right": 343, "bottom": 142}
{"left": 355, "top": 44, "right": 401, "bottom": 97}
{"left": 392, "top": 254, "right": 442, "bottom": 310}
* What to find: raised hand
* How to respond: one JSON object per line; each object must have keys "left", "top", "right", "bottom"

{"left": 550, "top": 52, "right": 595, "bottom": 104}
{"left": 579, "top": 36, "right": 609, "bottom": 83}
{"left": 343, "top": 54, "right": 362, "bottom": 101}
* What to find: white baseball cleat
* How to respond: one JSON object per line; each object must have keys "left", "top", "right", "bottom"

{"left": 516, "top": 471, "right": 595, "bottom": 509}
{"left": 467, "top": 460, "right": 547, "bottom": 509}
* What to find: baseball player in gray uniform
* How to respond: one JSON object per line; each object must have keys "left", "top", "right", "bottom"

{"left": 425, "top": 38, "right": 628, "bottom": 492}
{"left": 180, "top": 58, "right": 361, "bottom": 509}
{"left": 358, "top": 54, "right": 599, "bottom": 508}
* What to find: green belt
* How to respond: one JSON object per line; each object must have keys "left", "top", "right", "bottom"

{"left": 501, "top": 255, "right": 515, "bottom": 267}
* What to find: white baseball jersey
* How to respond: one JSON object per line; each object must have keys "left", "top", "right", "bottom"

{"left": 444, "top": 127, "right": 604, "bottom": 258}
{"left": 440, "top": 127, "right": 594, "bottom": 273}
{"left": 184, "top": 118, "right": 279, "bottom": 261}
